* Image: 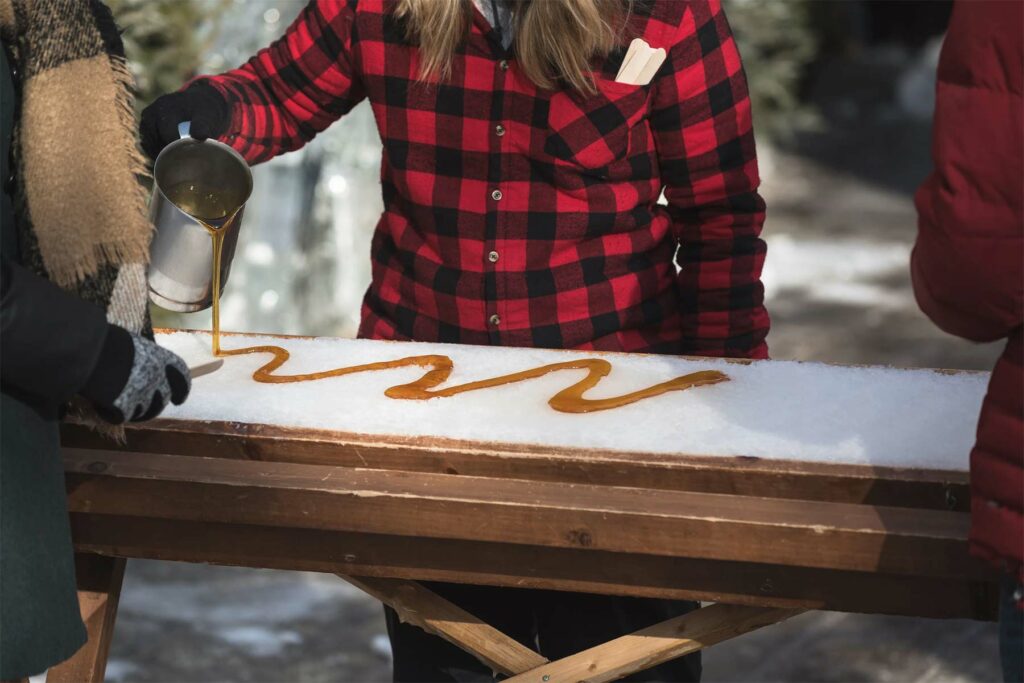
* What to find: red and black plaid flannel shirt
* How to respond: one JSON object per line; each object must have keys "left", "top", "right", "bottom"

{"left": 200, "top": 0, "right": 769, "bottom": 358}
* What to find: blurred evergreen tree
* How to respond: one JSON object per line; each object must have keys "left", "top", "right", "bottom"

{"left": 107, "top": 0, "right": 817, "bottom": 137}
{"left": 106, "top": 0, "right": 231, "bottom": 330}
{"left": 107, "top": 0, "right": 231, "bottom": 112}
{"left": 724, "top": 0, "right": 819, "bottom": 138}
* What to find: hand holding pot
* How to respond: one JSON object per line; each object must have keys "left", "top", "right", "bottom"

{"left": 140, "top": 82, "right": 231, "bottom": 159}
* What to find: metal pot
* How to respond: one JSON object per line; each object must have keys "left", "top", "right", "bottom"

{"left": 147, "top": 122, "right": 253, "bottom": 312}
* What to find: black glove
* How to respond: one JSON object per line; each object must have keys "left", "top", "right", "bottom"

{"left": 81, "top": 325, "right": 191, "bottom": 424}
{"left": 139, "top": 82, "right": 231, "bottom": 160}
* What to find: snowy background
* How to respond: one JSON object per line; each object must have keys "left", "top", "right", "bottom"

{"left": 55, "top": 1, "right": 1008, "bottom": 681}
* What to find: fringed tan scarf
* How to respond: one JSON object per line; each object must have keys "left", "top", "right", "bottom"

{"left": 0, "top": 0, "right": 151, "bottom": 334}
{"left": 2, "top": 0, "right": 153, "bottom": 437}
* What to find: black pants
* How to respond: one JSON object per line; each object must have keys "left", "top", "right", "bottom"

{"left": 385, "top": 582, "right": 702, "bottom": 682}
{"left": 1001, "top": 574, "right": 1023, "bottom": 683}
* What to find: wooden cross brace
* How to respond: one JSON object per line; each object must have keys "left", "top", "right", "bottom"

{"left": 47, "top": 555, "right": 800, "bottom": 683}
{"left": 347, "top": 573, "right": 801, "bottom": 681}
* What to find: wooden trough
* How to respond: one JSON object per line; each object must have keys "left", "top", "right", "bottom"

{"left": 52, "top": 332, "right": 998, "bottom": 682}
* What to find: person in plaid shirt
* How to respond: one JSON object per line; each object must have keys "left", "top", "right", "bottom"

{"left": 143, "top": 0, "right": 767, "bottom": 679}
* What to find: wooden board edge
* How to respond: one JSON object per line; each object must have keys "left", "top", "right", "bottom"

{"left": 61, "top": 420, "right": 971, "bottom": 512}
{"left": 63, "top": 448, "right": 983, "bottom": 579}
{"left": 69, "top": 514, "right": 1000, "bottom": 621}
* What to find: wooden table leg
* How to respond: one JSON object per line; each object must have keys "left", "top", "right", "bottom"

{"left": 504, "top": 603, "right": 803, "bottom": 683}
{"left": 340, "top": 575, "right": 548, "bottom": 675}
{"left": 47, "top": 555, "right": 127, "bottom": 683}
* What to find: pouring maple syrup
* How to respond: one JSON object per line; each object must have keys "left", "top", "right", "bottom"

{"left": 164, "top": 181, "right": 240, "bottom": 356}
{"left": 180, "top": 181, "right": 729, "bottom": 413}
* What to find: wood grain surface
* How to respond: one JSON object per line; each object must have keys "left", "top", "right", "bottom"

{"left": 62, "top": 421, "right": 970, "bottom": 512}
{"left": 63, "top": 446, "right": 997, "bottom": 620}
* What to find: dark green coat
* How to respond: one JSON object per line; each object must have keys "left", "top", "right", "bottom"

{"left": 1, "top": 41, "right": 110, "bottom": 679}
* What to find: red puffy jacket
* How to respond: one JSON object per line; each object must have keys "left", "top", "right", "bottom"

{"left": 912, "top": 0, "right": 1023, "bottom": 578}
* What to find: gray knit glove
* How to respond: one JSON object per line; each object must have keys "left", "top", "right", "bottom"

{"left": 82, "top": 326, "right": 191, "bottom": 424}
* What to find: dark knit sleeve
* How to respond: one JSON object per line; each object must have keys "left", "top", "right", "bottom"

{"left": 1, "top": 256, "right": 110, "bottom": 406}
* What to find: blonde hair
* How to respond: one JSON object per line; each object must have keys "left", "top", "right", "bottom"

{"left": 394, "top": 0, "right": 631, "bottom": 93}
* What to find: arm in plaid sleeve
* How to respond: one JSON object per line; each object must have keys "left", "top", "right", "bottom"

{"left": 201, "top": 0, "right": 365, "bottom": 164}
{"left": 649, "top": 0, "right": 769, "bottom": 359}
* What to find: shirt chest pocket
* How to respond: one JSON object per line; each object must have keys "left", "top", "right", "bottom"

{"left": 544, "top": 78, "right": 652, "bottom": 171}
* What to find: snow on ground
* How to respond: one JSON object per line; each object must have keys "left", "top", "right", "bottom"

{"left": 100, "top": 659, "right": 140, "bottom": 682}
{"left": 762, "top": 235, "right": 913, "bottom": 310}
{"left": 106, "top": 563, "right": 392, "bottom": 682}
{"left": 116, "top": 567, "right": 362, "bottom": 626}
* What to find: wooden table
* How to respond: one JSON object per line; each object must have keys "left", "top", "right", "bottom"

{"left": 52, "top": 414, "right": 996, "bottom": 683}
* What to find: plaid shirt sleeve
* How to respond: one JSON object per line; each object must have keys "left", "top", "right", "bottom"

{"left": 201, "top": 0, "right": 365, "bottom": 164}
{"left": 649, "top": 0, "right": 769, "bottom": 359}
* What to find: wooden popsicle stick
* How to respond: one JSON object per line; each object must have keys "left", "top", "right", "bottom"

{"left": 636, "top": 47, "right": 667, "bottom": 85}
{"left": 616, "top": 38, "right": 647, "bottom": 82}
{"left": 617, "top": 43, "right": 652, "bottom": 85}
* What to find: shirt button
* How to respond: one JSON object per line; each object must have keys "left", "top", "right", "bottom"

{"left": 489, "top": 314, "right": 501, "bottom": 326}
{"left": 499, "top": 59, "right": 510, "bottom": 71}
{"left": 495, "top": 124, "right": 505, "bottom": 137}
{"left": 488, "top": 250, "right": 500, "bottom": 263}
{"left": 491, "top": 189, "right": 502, "bottom": 201}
